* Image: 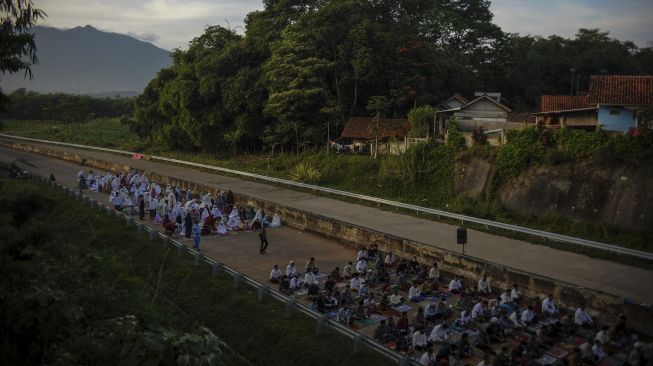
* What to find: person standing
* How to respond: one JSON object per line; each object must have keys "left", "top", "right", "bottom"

{"left": 192, "top": 220, "right": 201, "bottom": 250}
{"left": 138, "top": 195, "right": 145, "bottom": 220}
{"left": 259, "top": 226, "right": 269, "bottom": 254}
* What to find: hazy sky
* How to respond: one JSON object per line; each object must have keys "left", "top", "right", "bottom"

{"left": 37, "top": 0, "right": 653, "bottom": 50}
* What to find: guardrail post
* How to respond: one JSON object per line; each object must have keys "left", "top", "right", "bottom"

{"left": 162, "top": 236, "right": 169, "bottom": 247}
{"left": 257, "top": 285, "right": 267, "bottom": 302}
{"left": 212, "top": 262, "right": 222, "bottom": 277}
{"left": 284, "top": 299, "right": 294, "bottom": 318}
{"left": 194, "top": 251, "right": 202, "bottom": 266}
{"left": 353, "top": 335, "right": 364, "bottom": 354}
{"left": 399, "top": 356, "right": 410, "bottom": 366}
{"left": 75, "top": 191, "right": 80, "bottom": 200}
{"left": 105, "top": 206, "right": 112, "bottom": 216}
{"left": 177, "top": 243, "right": 185, "bottom": 256}
{"left": 315, "top": 315, "right": 327, "bottom": 336}
{"left": 137, "top": 223, "right": 144, "bottom": 234}
{"left": 125, "top": 217, "right": 132, "bottom": 227}
{"left": 233, "top": 273, "right": 241, "bottom": 289}
{"left": 150, "top": 230, "right": 157, "bottom": 241}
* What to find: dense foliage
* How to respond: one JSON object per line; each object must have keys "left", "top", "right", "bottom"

{"left": 3, "top": 89, "right": 134, "bottom": 122}
{"left": 0, "top": 0, "right": 45, "bottom": 114}
{"left": 129, "top": 0, "right": 653, "bottom": 154}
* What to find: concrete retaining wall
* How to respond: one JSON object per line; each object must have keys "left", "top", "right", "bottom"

{"left": 3, "top": 139, "right": 650, "bottom": 334}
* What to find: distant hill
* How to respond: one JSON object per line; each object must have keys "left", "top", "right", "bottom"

{"left": 1, "top": 25, "right": 171, "bottom": 94}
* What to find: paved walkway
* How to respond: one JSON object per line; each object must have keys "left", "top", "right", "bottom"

{"left": 1, "top": 144, "right": 652, "bottom": 303}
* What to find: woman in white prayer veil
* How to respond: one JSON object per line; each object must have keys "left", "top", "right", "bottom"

{"left": 229, "top": 206, "right": 239, "bottom": 219}
{"left": 270, "top": 214, "right": 281, "bottom": 228}
{"left": 200, "top": 204, "right": 210, "bottom": 221}
{"left": 217, "top": 221, "right": 228, "bottom": 235}
{"left": 211, "top": 206, "right": 221, "bottom": 219}
{"left": 202, "top": 193, "right": 212, "bottom": 207}
{"left": 227, "top": 214, "right": 240, "bottom": 230}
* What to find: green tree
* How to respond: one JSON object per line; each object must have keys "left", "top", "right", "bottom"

{"left": 407, "top": 105, "right": 435, "bottom": 138}
{"left": 366, "top": 95, "right": 391, "bottom": 159}
{"left": 0, "top": 0, "right": 45, "bottom": 117}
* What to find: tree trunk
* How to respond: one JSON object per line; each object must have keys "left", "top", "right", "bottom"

{"left": 333, "top": 45, "right": 346, "bottom": 124}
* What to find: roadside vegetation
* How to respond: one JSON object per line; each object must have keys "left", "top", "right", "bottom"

{"left": 0, "top": 175, "right": 392, "bottom": 365}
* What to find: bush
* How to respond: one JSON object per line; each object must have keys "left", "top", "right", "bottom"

{"left": 445, "top": 120, "right": 466, "bottom": 151}
{"left": 496, "top": 127, "right": 544, "bottom": 180}
{"left": 288, "top": 162, "right": 322, "bottom": 183}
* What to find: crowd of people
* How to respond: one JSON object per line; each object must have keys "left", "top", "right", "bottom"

{"left": 268, "top": 245, "right": 650, "bottom": 366}
{"left": 76, "top": 169, "right": 281, "bottom": 250}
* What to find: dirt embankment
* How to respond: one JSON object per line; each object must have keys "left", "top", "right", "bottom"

{"left": 454, "top": 157, "right": 653, "bottom": 232}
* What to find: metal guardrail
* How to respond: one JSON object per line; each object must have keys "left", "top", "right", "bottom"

{"left": 24, "top": 171, "right": 415, "bottom": 366}
{"left": 2, "top": 133, "right": 651, "bottom": 262}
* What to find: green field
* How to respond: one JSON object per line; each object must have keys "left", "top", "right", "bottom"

{"left": 0, "top": 175, "right": 393, "bottom": 365}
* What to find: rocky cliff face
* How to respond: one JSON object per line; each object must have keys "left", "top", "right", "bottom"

{"left": 454, "top": 158, "right": 653, "bottom": 232}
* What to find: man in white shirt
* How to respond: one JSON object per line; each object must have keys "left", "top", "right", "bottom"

{"left": 428, "top": 323, "right": 449, "bottom": 342}
{"left": 385, "top": 253, "right": 396, "bottom": 267}
{"left": 510, "top": 310, "right": 524, "bottom": 328}
{"left": 343, "top": 261, "right": 353, "bottom": 279}
{"left": 510, "top": 284, "right": 521, "bottom": 303}
{"left": 595, "top": 326, "right": 610, "bottom": 344}
{"left": 542, "top": 295, "right": 558, "bottom": 315}
{"left": 286, "top": 260, "right": 297, "bottom": 277}
{"left": 574, "top": 304, "right": 593, "bottom": 326}
{"left": 359, "top": 281, "right": 369, "bottom": 297}
{"left": 477, "top": 275, "right": 491, "bottom": 293}
{"left": 289, "top": 273, "right": 303, "bottom": 289}
{"left": 471, "top": 300, "right": 487, "bottom": 320}
{"left": 420, "top": 348, "right": 437, "bottom": 366}
{"left": 428, "top": 263, "right": 439, "bottom": 280}
{"left": 356, "top": 259, "right": 367, "bottom": 273}
{"left": 521, "top": 306, "right": 536, "bottom": 325}
{"left": 448, "top": 276, "right": 462, "bottom": 293}
{"left": 409, "top": 282, "right": 422, "bottom": 302}
{"left": 357, "top": 247, "right": 367, "bottom": 262}
{"left": 269, "top": 264, "right": 281, "bottom": 283}
{"left": 592, "top": 340, "right": 606, "bottom": 361}
{"left": 412, "top": 328, "right": 428, "bottom": 351}
{"left": 460, "top": 309, "right": 471, "bottom": 326}
{"left": 304, "top": 271, "right": 317, "bottom": 288}
{"left": 350, "top": 274, "right": 361, "bottom": 291}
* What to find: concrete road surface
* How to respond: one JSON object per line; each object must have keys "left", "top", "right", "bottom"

{"left": 1, "top": 144, "right": 652, "bottom": 303}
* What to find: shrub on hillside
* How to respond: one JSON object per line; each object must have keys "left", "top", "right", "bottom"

{"left": 289, "top": 162, "right": 322, "bottom": 184}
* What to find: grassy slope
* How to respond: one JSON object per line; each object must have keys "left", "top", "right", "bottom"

{"left": 2, "top": 120, "right": 651, "bottom": 255}
{"left": 0, "top": 177, "right": 392, "bottom": 366}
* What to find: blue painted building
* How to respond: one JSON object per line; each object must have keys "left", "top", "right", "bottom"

{"left": 597, "top": 105, "right": 638, "bottom": 133}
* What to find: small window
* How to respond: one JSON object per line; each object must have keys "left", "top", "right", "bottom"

{"left": 609, "top": 109, "right": 621, "bottom": 115}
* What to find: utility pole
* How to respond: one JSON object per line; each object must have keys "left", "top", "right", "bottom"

{"left": 569, "top": 68, "right": 576, "bottom": 95}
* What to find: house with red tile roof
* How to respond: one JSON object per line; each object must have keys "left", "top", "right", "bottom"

{"left": 534, "top": 75, "right": 653, "bottom": 132}
{"left": 336, "top": 117, "right": 410, "bottom": 155}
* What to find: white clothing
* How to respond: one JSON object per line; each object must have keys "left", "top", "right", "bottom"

{"left": 420, "top": 351, "right": 436, "bottom": 366}
{"left": 510, "top": 288, "right": 521, "bottom": 301}
{"left": 343, "top": 265, "right": 353, "bottom": 277}
{"left": 270, "top": 214, "right": 281, "bottom": 228}
{"left": 350, "top": 277, "right": 361, "bottom": 291}
{"left": 409, "top": 286, "right": 421, "bottom": 299}
{"left": 357, "top": 250, "right": 366, "bottom": 261}
{"left": 286, "top": 264, "right": 297, "bottom": 277}
{"left": 252, "top": 209, "right": 263, "bottom": 224}
{"left": 429, "top": 266, "right": 439, "bottom": 279}
{"left": 477, "top": 278, "right": 491, "bottom": 293}
{"left": 412, "top": 331, "right": 427, "bottom": 348}
{"left": 429, "top": 324, "right": 448, "bottom": 342}
{"left": 521, "top": 309, "right": 534, "bottom": 323}
{"left": 574, "top": 308, "right": 593, "bottom": 325}
{"left": 356, "top": 259, "right": 367, "bottom": 273}
{"left": 471, "top": 302, "right": 485, "bottom": 319}
{"left": 385, "top": 254, "right": 396, "bottom": 265}
{"left": 542, "top": 297, "right": 558, "bottom": 314}
{"left": 510, "top": 311, "right": 523, "bottom": 327}
{"left": 449, "top": 279, "right": 462, "bottom": 291}
{"left": 390, "top": 294, "right": 403, "bottom": 305}
{"left": 500, "top": 292, "right": 511, "bottom": 305}
{"left": 217, "top": 222, "right": 228, "bottom": 235}
{"left": 290, "top": 277, "right": 302, "bottom": 289}
{"left": 304, "top": 272, "right": 317, "bottom": 286}
{"left": 595, "top": 330, "right": 610, "bottom": 344}
{"left": 460, "top": 310, "right": 471, "bottom": 325}
{"left": 270, "top": 268, "right": 281, "bottom": 280}
{"left": 592, "top": 344, "right": 606, "bottom": 361}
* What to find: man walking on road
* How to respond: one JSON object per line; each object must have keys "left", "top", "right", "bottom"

{"left": 259, "top": 226, "right": 269, "bottom": 254}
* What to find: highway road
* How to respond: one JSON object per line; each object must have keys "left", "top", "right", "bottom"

{"left": 1, "top": 144, "right": 652, "bottom": 303}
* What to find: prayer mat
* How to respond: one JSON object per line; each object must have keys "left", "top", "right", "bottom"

{"left": 392, "top": 304, "right": 412, "bottom": 313}
{"left": 533, "top": 354, "right": 558, "bottom": 365}
{"left": 314, "top": 272, "right": 327, "bottom": 280}
{"left": 293, "top": 289, "right": 308, "bottom": 296}
{"left": 369, "top": 314, "right": 388, "bottom": 322}
{"left": 354, "top": 318, "right": 378, "bottom": 328}
{"left": 576, "top": 328, "right": 595, "bottom": 340}
{"left": 326, "top": 311, "right": 338, "bottom": 318}
{"left": 547, "top": 347, "right": 569, "bottom": 359}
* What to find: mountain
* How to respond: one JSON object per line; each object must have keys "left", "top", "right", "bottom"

{"left": 1, "top": 25, "right": 171, "bottom": 95}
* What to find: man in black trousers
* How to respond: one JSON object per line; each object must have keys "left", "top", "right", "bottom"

{"left": 259, "top": 226, "right": 269, "bottom": 254}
